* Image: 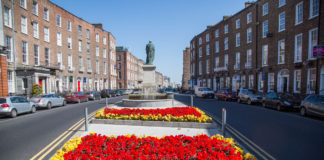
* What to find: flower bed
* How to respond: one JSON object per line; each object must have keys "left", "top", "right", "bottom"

{"left": 95, "top": 107, "right": 212, "bottom": 123}
{"left": 52, "top": 133, "right": 256, "bottom": 160}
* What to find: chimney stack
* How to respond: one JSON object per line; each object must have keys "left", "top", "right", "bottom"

{"left": 245, "top": 2, "right": 253, "bottom": 8}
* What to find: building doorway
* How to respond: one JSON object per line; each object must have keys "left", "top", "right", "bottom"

{"left": 277, "top": 69, "right": 289, "bottom": 93}
{"left": 320, "top": 66, "right": 324, "bottom": 95}
{"left": 77, "top": 81, "right": 81, "bottom": 92}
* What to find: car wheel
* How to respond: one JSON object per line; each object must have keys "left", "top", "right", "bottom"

{"left": 262, "top": 102, "right": 266, "bottom": 107}
{"left": 47, "top": 102, "right": 52, "bottom": 109}
{"left": 277, "top": 104, "right": 281, "bottom": 111}
{"left": 10, "top": 109, "right": 17, "bottom": 118}
{"left": 237, "top": 98, "right": 241, "bottom": 103}
{"left": 62, "top": 100, "right": 67, "bottom": 106}
{"left": 78, "top": 99, "right": 81, "bottom": 103}
{"left": 300, "top": 107, "right": 307, "bottom": 116}
{"left": 247, "top": 99, "right": 252, "bottom": 105}
{"left": 31, "top": 106, "right": 36, "bottom": 113}
{"left": 86, "top": 98, "right": 89, "bottom": 102}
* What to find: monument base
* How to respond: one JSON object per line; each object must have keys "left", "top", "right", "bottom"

{"left": 142, "top": 65, "right": 157, "bottom": 94}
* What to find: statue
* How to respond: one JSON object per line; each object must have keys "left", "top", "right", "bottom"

{"left": 145, "top": 41, "right": 155, "bottom": 65}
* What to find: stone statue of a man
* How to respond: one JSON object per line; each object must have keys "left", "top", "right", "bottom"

{"left": 145, "top": 41, "right": 155, "bottom": 65}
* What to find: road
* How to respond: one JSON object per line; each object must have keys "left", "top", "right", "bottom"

{"left": 0, "top": 96, "right": 122, "bottom": 160}
{"left": 175, "top": 94, "right": 324, "bottom": 160}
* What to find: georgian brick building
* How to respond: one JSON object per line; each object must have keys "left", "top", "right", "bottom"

{"left": 190, "top": 0, "right": 324, "bottom": 96}
{"left": 2, "top": 0, "right": 117, "bottom": 96}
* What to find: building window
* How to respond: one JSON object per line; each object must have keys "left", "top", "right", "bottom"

{"left": 56, "top": 15, "right": 61, "bottom": 27}
{"left": 241, "top": 76, "right": 246, "bottom": 88}
{"left": 294, "top": 34, "right": 303, "bottom": 62}
{"left": 199, "top": 61, "right": 202, "bottom": 75}
{"left": 307, "top": 68, "right": 316, "bottom": 94}
{"left": 68, "top": 54, "right": 73, "bottom": 71}
{"left": 87, "top": 58, "right": 91, "bottom": 70}
{"left": 78, "top": 40, "right": 82, "bottom": 52}
{"left": 224, "top": 54, "right": 228, "bottom": 67}
{"left": 206, "top": 59, "right": 209, "bottom": 74}
{"left": 310, "top": 0, "right": 319, "bottom": 18}
{"left": 247, "top": 12, "right": 252, "bottom": 24}
{"left": 262, "top": 45, "right": 268, "bottom": 66}
{"left": 215, "top": 57, "right": 219, "bottom": 68}
{"left": 57, "top": 52, "right": 62, "bottom": 69}
{"left": 206, "top": 34, "right": 209, "bottom": 42}
{"left": 22, "top": 41, "right": 28, "bottom": 64}
{"left": 247, "top": 28, "right": 252, "bottom": 43}
{"left": 34, "top": 45, "right": 39, "bottom": 66}
{"left": 57, "top": 32, "right": 62, "bottom": 46}
{"left": 67, "top": 20, "right": 72, "bottom": 31}
{"left": 224, "top": 25, "right": 228, "bottom": 34}
{"left": 68, "top": 36, "right": 72, "bottom": 49}
{"left": 44, "top": 8, "right": 49, "bottom": 21}
{"left": 86, "top": 29, "right": 90, "bottom": 39}
{"left": 268, "top": 73, "right": 275, "bottom": 92}
{"left": 236, "top": 19, "right": 240, "bottom": 29}
{"left": 96, "top": 46, "right": 99, "bottom": 56}
{"left": 279, "top": 0, "right": 286, "bottom": 7}
{"left": 103, "top": 37, "right": 107, "bottom": 45}
{"left": 20, "top": 0, "right": 27, "bottom": 9}
{"left": 206, "top": 44, "right": 210, "bottom": 55}
{"left": 263, "top": 3, "right": 268, "bottom": 16}
{"left": 103, "top": 62, "right": 107, "bottom": 75}
{"left": 96, "top": 34, "right": 99, "bottom": 42}
{"left": 235, "top": 52, "right": 240, "bottom": 70}
{"left": 258, "top": 73, "right": 264, "bottom": 92}
{"left": 96, "top": 61, "right": 100, "bottom": 74}
{"left": 5, "top": 36, "right": 12, "bottom": 62}
{"left": 226, "top": 77, "right": 230, "bottom": 88}
{"left": 45, "top": 48, "right": 50, "bottom": 67}
{"left": 199, "top": 47, "right": 202, "bottom": 57}
{"left": 215, "top": 29, "right": 219, "bottom": 38}
{"left": 21, "top": 16, "right": 27, "bottom": 34}
{"left": 79, "top": 56, "right": 83, "bottom": 70}
{"left": 246, "top": 49, "right": 252, "bottom": 68}
{"left": 295, "top": 2, "right": 303, "bottom": 25}
{"left": 308, "top": 28, "right": 318, "bottom": 60}
{"left": 118, "top": 62, "right": 121, "bottom": 69}
{"left": 44, "top": 27, "right": 49, "bottom": 42}
{"left": 224, "top": 37, "right": 228, "bottom": 50}
{"left": 33, "top": 22, "right": 39, "bottom": 38}
{"left": 215, "top": 41, "right": 219, "bottom": 53}
{"left": 236, "top": 33, "right": 240, "bottom": 47}
{"left": 78, "top": 25, "right": 82, "bottom": 36}
{"left": 294, "top": 70, "right": 301, "bottom": 93}
{"left": 32, "top": 1, "right": 38, "bottom": 15}
{"left": 103, "top": 48, "right": 107, "bottom": 58}
{"left": 262, "top": 20, "right": 268, "bottom": 38}
{"left": 278, "top": 12, "right": 285, "bottom": 32}
{"left": 199, "top": 37, "right": 202, "bottom": 45}
{"left": 278, "top": 39, "right": 285, "bottom": 64}
{"left": 8, "top": 71, "right": 14, "bottom": 93}
{"left": 248, "top": 75, "right": 254, "bottom": 89}
{"left": 4, "top": 6, "right": 12, "bottom": 28}
{"left": 86, "top": 43, "right": 90, "bottom": 53}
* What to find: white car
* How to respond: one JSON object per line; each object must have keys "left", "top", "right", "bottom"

{"left": 0, "top": 96, "right": 37, "bottom": 118}
{"left": 30, "top": 94, "right": 66, "bottom": 109}
{"left": 194, "top": 87, "right": 215, "bottom": 98}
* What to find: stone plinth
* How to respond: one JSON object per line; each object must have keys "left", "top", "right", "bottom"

{"left": 142, "top": 65, "right": 157, "bottom": 93}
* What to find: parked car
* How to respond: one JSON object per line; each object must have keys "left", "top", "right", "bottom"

{"left": 215, "top": 89, "right": 237, "bottom": 101}
{"left": 0, "top": 96, "right": 37, "bottom": 118}
{"left": 194, "top": 87, "right": 215, "bottom": 98}
{"left": 299, "top": 95, "right": 324, "bottom": 118}
{"left": 64, "top": 92, "right": 89, "bottom": 103}
{"left": 262, "top": 92, "right": 301, "bottom": 111}
{"left": 100, "top": 89, "right": 117, "bottom": 98}
{"left": 115, "top": 90, "right": 123, "bottom": 96}
{"left": 86, "top": 91, "right": 101, "bottom": 100}
{"left": 237, "top": 89, "right": 263, "bottom": 105}
{"left": 131, "top": 89, "right": 142, "bottom": 95}
{"left": 30, "top": 94, "right": 66, "bottom": 109}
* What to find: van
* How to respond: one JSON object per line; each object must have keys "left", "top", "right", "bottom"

{"left": 194, "top": 87, "right": 214, "bottom": 98}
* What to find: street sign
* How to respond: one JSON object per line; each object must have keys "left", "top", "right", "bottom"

{"left": 313, "top": 45, "right": 324, "bottom": 58}
{"left": 187, "top": 80, "right": 191, "bottom": 84}
{"left": 193, "top": 79, "right": 196, "bottom": 84}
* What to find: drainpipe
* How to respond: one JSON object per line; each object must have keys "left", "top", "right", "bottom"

{"left": 315, "top": 0, "right": 322, "bottom": 94}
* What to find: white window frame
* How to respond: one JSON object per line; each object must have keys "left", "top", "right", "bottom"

{"left": 78, "top": 25, "right": 82, "bottom": 36}
{"left": 20, "top": 0, "right": 27, "bottom": 9}
{"left": 96, "top": 34, "right": 99, "bottom": 42}
{"left": 215, "top": 41, "right": 219, "bottom": 53}
{"left": 262, "top": 45, "right": 268, "bottom": 66}
{"left": 295, "top": 2, "right": 303, "bottom": 25}
{"left": 246, "top": 49, "right": 252, "bottom": 67}
{"left": 236, "top": 19, "right": 240, "bottom": 29}
{"left": 258, "top": 73, "right": 264, "bottom": 92}
{"left": 262, "top": 20, "right": 268, "bottom": 38}
{"left": 278, "top": 39, "right": 285, "bottom": 64}
{"left": 199, "top": 47, "right": 202, "bottom": 57}
{"left": 307, "top": 68, "right": 316, "bottom": 94}
{"left": 224, "top": 54, "right": 228, "bottom": 67}
{"left": 5, "top": 35, "right": 13, "bottom": 62}
{"left": 294, "top": 70, "right": 301, "bottom": 93}
{"left": 68, "top": 54, "right": 73, "bottom": 70}
{"left": 248, "top": 75, "right": 254, "bottom": 89}
{"left": 308, "top": 28, "right": 318, "bottom": 60}
{"left": 235, "top": 52, "right": 240, "bottom": 69}
{"left": 4, "top": 6, "right": 12, "bottom": 28}
{"left": 294, "top": 33, "right": 303, "bottom": 62}
{"left": 103, "top": 62, "right": 107, "bottom": 75}
{"left": 309, "top": 0, "right": 319, "bottom": 19}
{"left": 57, "top": 52, "right": 62, "bottom": 69}
{"left": 278, "top": 12, "right": 285, "bottom": 32}
{"left": 21, "top": 15, "right": 27, "bottom": 34}
{"left": 33, "top": 22, "right": 39, "bottom": 38}
{"left": 263, "top": 3, "right": 268, "bottom": 16}
{"left": 86, "top": 29, "right": 90, "bottom": 39}
{"left": 215, "top": 57, "right": 219, "bottom": 68}
{"left": 44, "top": 48, "right": 50, "bottom": 67}
{"left": 268, "top": 73, "right": 275, "bottom": 92}
{"left": 78, "top": 40, "right": 82, "bottom": 52}
{"left": 34, "top": 45, "right": 39, "bottom": 66}
{"left": 224, "top": 25, "right": 228, "bottom": 34}
{"left": 96, "top": 46, "right": 99, "bottom": 57}
{"left": 56, "top": 15, "right": 61, "bottom": 27}
{"left": 68, "top": 36, "right": 72, "bottom": 49}
{"left": 247, "top": 28, "right": 252, "bottom": 43}
{"left": 215, "top": 29, "right": 219, "bottom": 38}
{"left": 32, "top": 1, "right": 38, "bottom": 16}
{"left": 103, "top": 37, "right": 107, "bottom": 45}
{"left": 96, "top": 61, "right": 100, "bottom": 74}
{"left": 22, "top": 41, "right": 28, "bottom": 65}
{"left": 206, "top": 34, "right": 209, "bottom": 42}
{"left": 247, "top": 12, "right": 252, "bottom": 24}
{"left": 279, "top": 0, "right": 286, "bottom": 7}
{"left": 44, "top": 8, "right": 49, "bottom": 21}
{"left": 57, "top": 32, "right": 62, "bottom": 46}
{"left": 206, "top": 59, "right": 209, "bottom": 74}
{"left": 199, "top": 61, "right": 202, "bottom": 75}
{"left": 86, "top": 43, "right": 90, "bottom": 53}
{"left": 224, "top": 37, "right": 228, "bottom": 50}
{"left": 67, "top": 20, "right": 72, "bottom": 31}
{"left": 206, "top": 44, "right": 210, "bottom": 55}
{"left": 199, "top": 37, "right": 202, "bottom": 45}
{"left": 236, "top": 33, "right": 240, "bottom": 47}
{"left": 44, "top": 27, "right": 50, "bottom": 42}
{"left": 87, "top": 58, "right": 91, "bottom": 70}
{"left": 103, "top": 48, "right": 107, "bottom": 58}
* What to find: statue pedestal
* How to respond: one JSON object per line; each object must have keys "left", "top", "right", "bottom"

{"left": 142, "top": 65, "right": 157, "bottom": 94}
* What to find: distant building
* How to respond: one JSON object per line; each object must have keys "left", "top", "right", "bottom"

{"left": 182, "top": 47, "right": 191, "bottom": 90}
{"left": 163, "top": 76, "right": 171, "bottom": 88}
{"left": 155, "top": 71, "right": 164, "bottom": 89}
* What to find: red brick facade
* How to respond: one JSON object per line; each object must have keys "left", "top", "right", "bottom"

{"left": 0, "top": 55, "right": 8, "bottom": 97}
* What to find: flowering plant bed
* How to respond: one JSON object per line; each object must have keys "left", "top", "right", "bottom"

{"left": 52, "top": 133, "right": 256, "bottom": 160}
{"left": 95, "top": 107, "right": 212, "bottom": 123}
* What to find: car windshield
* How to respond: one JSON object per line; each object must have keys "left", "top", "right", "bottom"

{"left": 202, "top": 88, "right": 212, "bottom": 91}
{"left": 42, "top": 95, "right": 51, "bottom": 98}
{"left": 0, "top": 98, "right": 6, "bottom": 104}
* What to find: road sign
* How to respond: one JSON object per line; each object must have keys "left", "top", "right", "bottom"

{"left": 313, "top": 45, "right": 324, "bottom": 58}
{"left": 187, "top": 80, "right": 191, "bottom": 84}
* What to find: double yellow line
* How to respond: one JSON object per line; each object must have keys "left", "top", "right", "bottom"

{"left": 30, "top": 110, "right": 98, "bottom": 160}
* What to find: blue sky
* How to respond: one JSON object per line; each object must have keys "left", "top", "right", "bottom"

{"left": 51, "top": 0, "right": 245, "bottom": 84}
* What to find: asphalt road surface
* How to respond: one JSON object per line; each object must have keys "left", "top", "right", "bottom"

{"left": 0, "top": 96, "right": 122, "bottom": 160}
{"left": 175, "top": 94, "right": 324, "bottom": 160}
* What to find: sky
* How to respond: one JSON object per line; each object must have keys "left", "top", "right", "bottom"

{"left": 51, "top": 0, "right": 245, "bottom": 84}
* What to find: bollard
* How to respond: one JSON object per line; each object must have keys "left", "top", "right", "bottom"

{"left": 190, "top": 95, "right": 193, "bottom": 106}
{"left": 105, "top": 97, "right": 108, "bottom": 107}
{"left": 85, "top": 107, "right": 88, "bottom": 132}
{"left": 222, "top": 108, "right": 226, "bottom": 136}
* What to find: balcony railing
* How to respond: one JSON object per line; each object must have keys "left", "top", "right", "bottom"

{"left": 68, "top": 66, "right": 75, "bottom": 72}
{"left": 79, "top": 66, "right": 84, "bottom": 72}
{"left": 214, "top": 65, "right": 228, "bottom": 72}
{"left": 87, "top": 68, "right": 92, "bottom": 73}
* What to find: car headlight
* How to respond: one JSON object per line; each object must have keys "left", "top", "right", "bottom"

{"left": 284, "top": 101, "right": 291, "bottom": 106}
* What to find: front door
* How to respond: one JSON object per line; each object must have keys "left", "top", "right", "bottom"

{"left": 283, "top": 77, "right": 288, "bottom": 93}
{"left": 78, "top": 81, "right": 81, "bottom": 92}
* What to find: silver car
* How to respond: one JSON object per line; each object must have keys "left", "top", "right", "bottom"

{"left": 0, "top": 96, "right": 37, "bottom": 118}
{"left": 30, "top": 94, "right": 66, "bottom": 109}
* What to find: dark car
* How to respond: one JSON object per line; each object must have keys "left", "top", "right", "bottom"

{"left": 262, "top": 92, "right": 301, "bottom": 111}
{"left": 64, "top": 92, "right": 89, "bottom": 103}
{"left": 100, "top": 89, "right": 116, "bottom": 98}
{"left": 215, "top": 89, "right": 237, "bottom": 101}
{"left": 114, "top": 90, "right": 123, "bottom": 96}
{"left": 237, "top": 89, "right": 263, "bottom": 105}
{"left": 300, "top": 95, "right": 324, "bottom": 118}
{"left": 86, "top": 91, "right": 101, "bottom": 100}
